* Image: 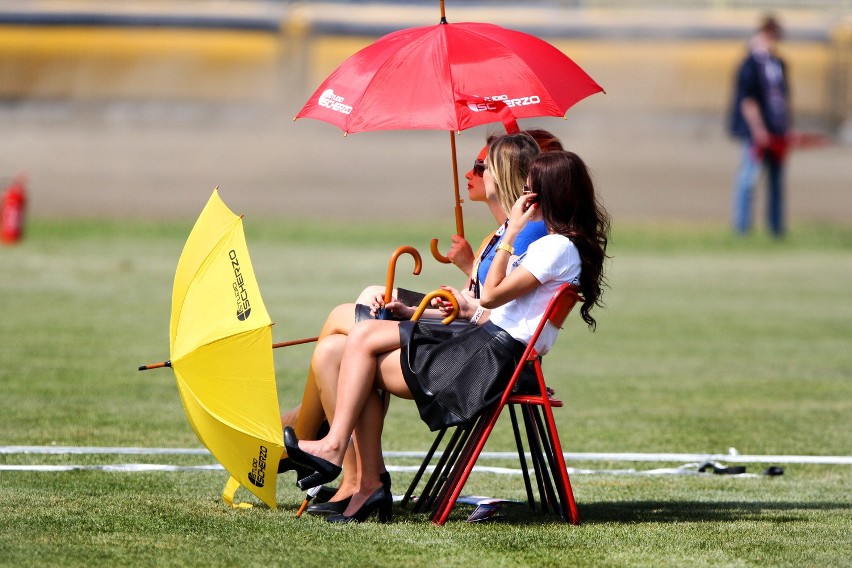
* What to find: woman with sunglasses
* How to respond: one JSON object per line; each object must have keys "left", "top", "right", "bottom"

{"left": 279, "top": 131, "right": 557, "bottom": 514}
{"left": 284, "top": 149, "right": 611, "bottom": 523}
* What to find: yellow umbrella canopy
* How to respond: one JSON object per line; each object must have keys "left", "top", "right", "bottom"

{"left": 169, "top": 189, "right": 283, "bottom": 508}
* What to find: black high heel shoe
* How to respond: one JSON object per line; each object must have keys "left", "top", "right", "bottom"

{"left": 277, "top": 456, "right": 314, "bottom": 480}
{"left": 307, "top": 472, "right": 391, "bottom": 516}
{"left": 283, "top": 426, "right": 342, "bottom": 490}
{"left": 326, "top": 485, "right": 393, "bottom": 524}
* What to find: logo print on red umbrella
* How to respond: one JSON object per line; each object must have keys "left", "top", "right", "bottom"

{"left": 318, "top": 89, "right": 353, "bottom": 115}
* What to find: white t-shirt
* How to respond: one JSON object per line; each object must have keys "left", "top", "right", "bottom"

{"left": 487, "top": 234, "right": 581, "bottom": 355}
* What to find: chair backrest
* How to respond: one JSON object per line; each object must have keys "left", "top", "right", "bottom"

{"left": 519, "top": 283, "right": 582, "bottom": 362}
{"left": 546, "top": 284, "right": 583, "bottom": 331}
{"left": 508, "top": 283, "right": 583, "bottom": 384}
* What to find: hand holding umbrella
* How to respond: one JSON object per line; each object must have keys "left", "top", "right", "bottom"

{"left": 377, "top": 245, "right": 422, "bottom": 320}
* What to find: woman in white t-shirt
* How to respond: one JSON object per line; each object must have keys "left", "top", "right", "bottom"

{"left": 284, "top": 150, "right": 611, "bottom": 523}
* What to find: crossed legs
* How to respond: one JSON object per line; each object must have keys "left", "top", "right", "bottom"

{"left": 296, "top": 319, "right": 413, "bottom": 516}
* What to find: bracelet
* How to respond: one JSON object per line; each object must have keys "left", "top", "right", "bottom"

{"left": 470, "top": 306, "right": 486, "bottom": 324}
{"left": 496, "top": 242, "right": 514, "bottom": 255}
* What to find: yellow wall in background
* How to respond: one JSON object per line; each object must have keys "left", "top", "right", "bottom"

{"left": 0, "top": 25, "right": 283, "bottom": 101}
{"left": 303, "top": 35, "right": 837, "bottom": 116}
{"left": 0, "top": 22, "right": 848, "bottom": 122}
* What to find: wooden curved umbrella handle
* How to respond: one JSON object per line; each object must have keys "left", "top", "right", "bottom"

{"left": 431, "top": 131, "right": 466, "bottom": 264}
{"left": 410, "top": 289, "right": 459, "bottom": 326}
{"left": 384, "top": 245, "right": 423, "bottom": 304}
{"left": 430, "top": 238, "right": 452, "bottom": 264}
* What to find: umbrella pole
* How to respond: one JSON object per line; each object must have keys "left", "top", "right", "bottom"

{"left": 272, "top": 337, "right": 319, "bottom": 349}
{"left": 139, "top": 337, "right": 319, "bottom": 371}
{"left": 138, "top": 361, "right": 171, "bottom": 371}
{"left": 430, "top": 131, "right": 464, "bottom": 264}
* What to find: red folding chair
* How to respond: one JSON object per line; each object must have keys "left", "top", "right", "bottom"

{"left": 402, "top": 283, "right": 583, "bottom": 525}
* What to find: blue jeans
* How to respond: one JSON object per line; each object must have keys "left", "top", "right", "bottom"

{"left": 731, "top": 141, "right": 785, "bottom": 236}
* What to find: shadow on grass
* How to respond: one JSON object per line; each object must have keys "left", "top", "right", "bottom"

{"left": 404, "top": 500, "right": 850, "bottom": 525}
{"left": 578, "top": 500, "right": 849, "bottom": 524}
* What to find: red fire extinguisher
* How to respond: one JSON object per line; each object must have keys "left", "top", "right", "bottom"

{"left": 1, "top": 175, "right": 27, "bottom": 244}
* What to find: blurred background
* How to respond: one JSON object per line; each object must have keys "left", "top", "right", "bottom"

{"left": 1, "top": 0, "right": 850, "bottom": 226}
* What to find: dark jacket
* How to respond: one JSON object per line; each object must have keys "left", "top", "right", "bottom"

{"left": 728, "top": 50, "right": 790, "bottom": 140}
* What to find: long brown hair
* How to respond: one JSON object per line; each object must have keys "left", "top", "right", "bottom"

{"left": 528, "top": 151, "right": 610, "bottom": 329}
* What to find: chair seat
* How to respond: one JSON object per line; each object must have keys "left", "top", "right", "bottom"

{"left": 507, "top": 393, "right": 563, "bottom": 408}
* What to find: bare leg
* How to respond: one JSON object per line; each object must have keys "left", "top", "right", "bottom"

{"left": 298, "top": 319, "right": 412, "bottom": 466}
{"left": 342, "top": 349, "right": 411, "bottom": 514}
{"left": 354, "top": 284, "right": 390, "bottom": 306}
{"left": 286, "top": 303, "right": 360, "bottom": 442}
{"left": 344, "top": 389, "right": 386, "bottom": 515}
{"left": 310, "top": 334, "right": 360, "bottom": 500}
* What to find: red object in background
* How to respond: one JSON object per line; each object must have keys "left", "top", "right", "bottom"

{"left": 1, "top": 176, "right": 27, "bottom": 244}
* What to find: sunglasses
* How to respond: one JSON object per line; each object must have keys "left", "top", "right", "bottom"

{"left": 472, "top": 159, "right": 486, "bottom": 177}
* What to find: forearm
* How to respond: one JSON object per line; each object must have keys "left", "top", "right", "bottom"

{"left": 479, "top": 228, "right": 519, "bottom": 308}
{"left": 741, "top": 98, "right": 768, "bottom": 142}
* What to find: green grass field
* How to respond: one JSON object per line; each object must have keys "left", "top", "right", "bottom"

{"left": 1, "top": 218, "right": 850, "bottom": 567}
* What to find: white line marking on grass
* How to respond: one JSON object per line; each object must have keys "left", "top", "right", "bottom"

{"left": 2, "top": 446, "right": 851, "bottom": 465}
{"left": 0, "top": 464, "right": 224, "bottom": 472}
{"left": 0, "top": 463, "right": 763, "bottom": 477}
{"left": 0, "top": 446, "right": 210, "bottom": 455}
{"left": 387, "top": 450, "right": 852, "bottom": 465}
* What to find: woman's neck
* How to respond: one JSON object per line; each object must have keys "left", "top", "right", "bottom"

{"left": 487, "top": 200, "right": 507, "bottom": 224}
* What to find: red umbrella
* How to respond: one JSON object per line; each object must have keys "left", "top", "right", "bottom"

{"left": 296, "top": 2, "right": 603, "bottom": 262}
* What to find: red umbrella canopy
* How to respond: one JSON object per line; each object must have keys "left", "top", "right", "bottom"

{"left": 296, "top": 21, "right": 604, "bottom": 134}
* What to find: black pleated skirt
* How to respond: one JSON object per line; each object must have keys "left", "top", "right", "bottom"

{"left": 399, "top": 319, "right": 527, "bottom": 431}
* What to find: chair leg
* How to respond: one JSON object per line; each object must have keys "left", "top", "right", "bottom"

{"left": 402, "top": 426, "right": 447, "bottom": 509}
{"left": 526, "top": 403, "right": 565, "bottom": 515}
{"left": 528, "top": 405, "right": 561, "bottom": 515}
{"left": 539, "top": 401, "right": 581, "bottom": 525}
{"left": 431, "top": 405, "right": 503, "bottom": 526}
{"left": 508, "top": 404, "right": 537, "bottom": 512}
{"left": 419, "top": 422, "right": 474, "bottom": 513}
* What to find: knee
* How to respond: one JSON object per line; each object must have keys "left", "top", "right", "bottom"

{"left": 321, "top": 304, "right": 356, "bottom": 336}
{"left": 347, "top": 321, "right": 379, "bottom": 352}
{"left": 312, "top": 335, "right": 346, "bottom": 369}
{"left": 355, "top": 285, "right": 384, "bottom": 305}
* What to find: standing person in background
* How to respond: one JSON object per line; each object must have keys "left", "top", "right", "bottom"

{"left": 728, "top": 14, "right": 792, "bottom": 238}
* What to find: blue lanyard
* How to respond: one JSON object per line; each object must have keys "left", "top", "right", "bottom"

{"left": 469, "top": 220, "right": 508, "bottom": 299}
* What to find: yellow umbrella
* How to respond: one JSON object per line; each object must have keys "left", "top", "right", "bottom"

{"left": 167, "top": 188, "right": 283, "bottom": 508}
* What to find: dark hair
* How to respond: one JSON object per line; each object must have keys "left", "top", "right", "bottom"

{"left": 759, "top": 14, "right": 782, "bottom": 38}
{"left": 525, "top": 129, "right": 564, "bottom": 153}
{"left": 528, "top": 151, "right": 610, "bottom": 329}
{"left": 487, "top": 129, "right": 563, "bottom": 153}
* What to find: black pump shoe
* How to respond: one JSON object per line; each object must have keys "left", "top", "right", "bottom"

{"left": 379, "top": 471, "right": 391, "bottom": 492}
{"left": 283, "top": 426, "right": 342, "bottom": 490}
{"left": 311, "top": 485, "right": 339, "bottom": 505}
{"left": 306, "top": 496, "right": 351, "bottom": 516}
{"left": 327, "top": 486, "right": 393, "bottom": 524}
{"left": 307, "top": 472, "right": 391, "bottom": 516}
